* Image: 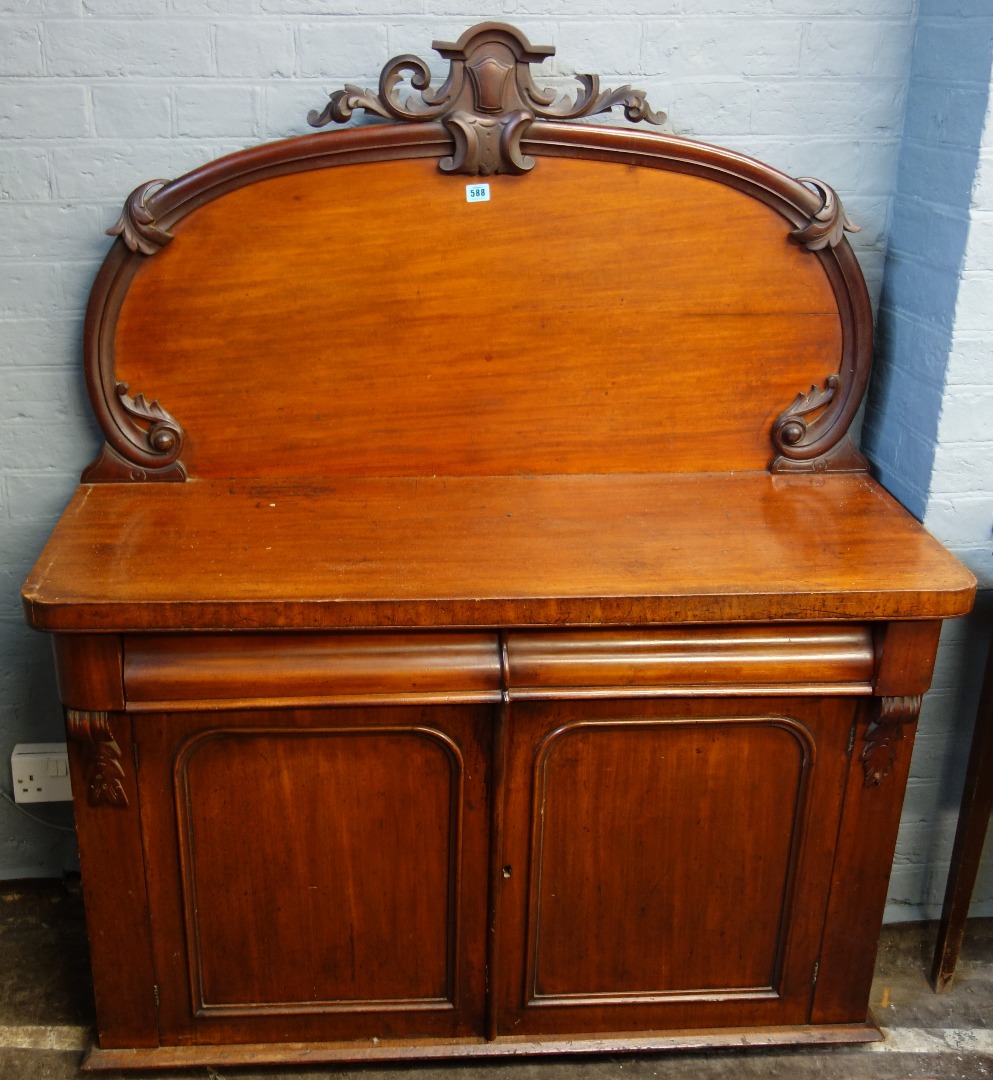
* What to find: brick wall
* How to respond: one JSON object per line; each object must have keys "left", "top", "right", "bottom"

{"left": 861, "top": 2, "right": 993, "bottom": 920}
{"left": 0, "top": 0, "right": 964, "bottom": 899}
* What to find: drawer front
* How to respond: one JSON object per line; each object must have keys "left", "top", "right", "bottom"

{"left": 123, "top": 632, "right": 503, "bottom": 708}
{"left": 122, "top": 625, "right": 873, "bottom": 711}
{"left": 506, "top": 625, "right": 874, "bottom": 697}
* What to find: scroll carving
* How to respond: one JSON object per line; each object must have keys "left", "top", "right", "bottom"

{"left": 307, "top": 21, "right": 664, "bottom": 176}
{"left": 82, "top": 383, "right": 186, "bottom": 483}
{"left": 84, "top": 172, "right": 188, "bottom": 481}
{"left": 65, "top": 710, "right": 129, "bottom": 808}
{"left": 773, "top": 376, "right": 839, "bottom": 456}
{"left": 772, "top": 374, "right": 869, "bottom": 474}
{"left": 790, "top": 179, "right": 859, "bottom": 252}
{"left": 116, "top": 383, "right": 183, "bottom": 456}
{"left": 766, "top": 176, "right": 867, "bottom": 471}
{"left": 108, "top": 180, "right": 173, "bottom": 255}
{"left": 861, "top": 695, "right": 922, "bottom": 788}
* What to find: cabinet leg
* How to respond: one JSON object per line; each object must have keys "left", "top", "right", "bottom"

{"left": 930, "top": 637, "right": 993, "bottom": 993}
{"left": 65, "top": 710, "right": 159, "bottom": 1047}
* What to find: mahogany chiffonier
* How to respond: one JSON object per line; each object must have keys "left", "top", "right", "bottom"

{"left": 22, "top": 22, "right": 976, "bottom": 1070}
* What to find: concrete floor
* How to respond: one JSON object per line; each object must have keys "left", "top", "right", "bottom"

{"left": 1, "top": 880, "right": 991, "bottom": 1079}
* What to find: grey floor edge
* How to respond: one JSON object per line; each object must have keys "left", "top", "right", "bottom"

{"left": 1, "top": 879, "right": 991, "bottom": 1080}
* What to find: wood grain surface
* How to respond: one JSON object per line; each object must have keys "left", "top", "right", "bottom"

{"left": 110, "top": 158, "right": 840, "bottom": 479}
{"left": 135, "top": 705, "right": 491, "bottom": 1046}
{"left": 123, "top": 631, "right": 503, "bottom": 708}
{"left": 115, "top": 624, "right": 875, "bottom": 712}
{"left": 497, "top": 695, "right": 854, "bottom": 1035}
{"left": 23, "top": 472, "right": 975, "bottom": 632}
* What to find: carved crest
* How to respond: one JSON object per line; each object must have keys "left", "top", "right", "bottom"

{"left": 307, "top": 22, "right": 664, "bottom": 176}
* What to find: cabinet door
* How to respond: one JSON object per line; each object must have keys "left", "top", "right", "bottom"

{"left": 496, "top": 696, "right": 854, "bottom": 1036}
{"left": 134, "top": 704, "right": 490, "bottom": 1047}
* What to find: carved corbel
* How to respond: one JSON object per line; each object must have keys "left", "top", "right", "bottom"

{"left": 66, "top": 710, "right": 129, "bottom": 808}
{"left": 861, "top": 695, "right": 923, "bottom": 788}
{"left": 308, "top": 21, "right": 664, "bottom": 176}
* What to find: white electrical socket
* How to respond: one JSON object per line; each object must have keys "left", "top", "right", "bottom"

{"left": 10, "top": 744, "right": 73, "bottom": 803}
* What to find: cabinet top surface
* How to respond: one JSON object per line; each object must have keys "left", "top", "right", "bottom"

{"left": 22, "top": 472, "right": 975, "bottom": 632}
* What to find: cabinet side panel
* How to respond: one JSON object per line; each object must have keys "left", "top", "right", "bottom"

{"left": 53, "top": 635, "right": 124, "bottom": 711}
{"left": 66, "top": 711, "right": 158, "bottom": 1048}
{"left": 812, "top": 694, "right": 921, "bottom": 1023}
{"left": 873, "top": 621, "right": 942, "bottom": 696}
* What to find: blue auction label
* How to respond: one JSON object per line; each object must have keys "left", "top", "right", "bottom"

{"left": 466, "top": 183, "right": 491, "bottom": 203}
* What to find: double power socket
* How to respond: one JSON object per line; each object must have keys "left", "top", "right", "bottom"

{"left": 10, "top": 744, "right": 72, "bottom": 803}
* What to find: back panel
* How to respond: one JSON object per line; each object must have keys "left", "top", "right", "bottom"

{"left": 110, "top": 155, "right": 842, "bottom": 478}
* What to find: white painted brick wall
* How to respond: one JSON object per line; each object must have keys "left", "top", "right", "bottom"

{"left": 298, "top": 22, "right": 392, "bottom": 78}
{"left": 919, "top": 75, "right": 993, "bottom": 922}
{"left": 865, "top": 6, "right": 993, "bottom": 921}
{"left": 0, "top": 3, "right": 966, "bottom": 901}
{"left": 46, "top": 19, "right": 214, "bottom": 78}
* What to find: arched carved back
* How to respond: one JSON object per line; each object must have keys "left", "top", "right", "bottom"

{"left": 81, "top": 24, "right": 871, "bottom": 482}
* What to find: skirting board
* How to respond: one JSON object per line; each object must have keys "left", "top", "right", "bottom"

{"left": 83, "top": 1021, "right": 883, "bottom": 1070}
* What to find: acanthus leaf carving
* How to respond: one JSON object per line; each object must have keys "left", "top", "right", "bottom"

{"left": 861, "top": 695, "right": 922, "bottom": 788}
{"left": 82, "top": 381, "right": 187, "bottom": 483}
{"left": 88, "top": 177, "right": 188, "bottom": 481}
{"left": 306, "top": 84, "right": 391, "bottom": 127}
{"left": 108, "top": 179, "right": 173, "bottom": 255}
{"left": 530, "top": 73, "right": 664, "bottom": 125}
{"left": 771, "top": 374, "right": 870, "bottom": 474}
{"left": 83, "top": 386, "right": 187, "bottom": 482}
{"left": 307, "top": 21, "right": 664, "bottom": 176}
{"left": 773, "top": 375, "right": 839, "bottom": 457}
{"left": 116, "top": 382, "right": 183, "bottom": 457}
{"left": 307, "top": 55, "right": 448, "bottom": 127}
{"left": 65, "top": 710, "right": 129, "bottom": 809}
{"left": 791, "top": 178, "right": 860, "bottom": 252}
